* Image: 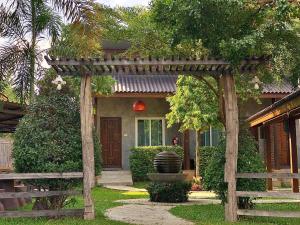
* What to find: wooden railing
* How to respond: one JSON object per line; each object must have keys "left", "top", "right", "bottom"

{"left": 0, "top": 140, "right": 13, "bottom": 171}
{"left": 236, "top": 173, "right": 300, "bottom": 218}
{"left": 0, "top": 172, "right": 84, "bottom": 218}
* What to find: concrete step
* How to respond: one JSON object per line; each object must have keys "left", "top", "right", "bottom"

{"left": 97, "top": 170, "right": 133, "bottom": 186}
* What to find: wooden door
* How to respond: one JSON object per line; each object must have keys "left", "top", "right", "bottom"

{"left": 100, "top": 117, "right": 122, "bottom": 168}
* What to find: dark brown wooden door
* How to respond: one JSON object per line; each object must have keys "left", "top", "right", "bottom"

{"left": 100, "top": 117, "right": 122, "bottom": 168}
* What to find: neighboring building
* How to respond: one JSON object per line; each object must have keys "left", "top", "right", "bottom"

{"left": 94, "top": 40, "right": 294, "bottom": 171}
{"left": 248, "top": 88, "right": 300, "bottom": 191}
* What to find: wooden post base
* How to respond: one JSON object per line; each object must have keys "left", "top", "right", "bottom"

{"left": 84, "top": 204, "right": 95, "bottom": 220}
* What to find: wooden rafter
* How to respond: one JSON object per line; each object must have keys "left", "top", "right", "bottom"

{"left": 44, "top": 56, "right": 267, "bottom": 77}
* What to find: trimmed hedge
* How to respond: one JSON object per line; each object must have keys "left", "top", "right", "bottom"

{"left": 199, "top": 146, "right": 218, "bottom": 178}
{"left": 147, "top": 181, "right": 191, "bottom": 203}
{"left": 129, "top": 146, "right": 184, "bottom": 182}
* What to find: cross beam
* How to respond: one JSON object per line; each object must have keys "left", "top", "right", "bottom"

{"left": 44, "top": 56, "right": 267, "bottom": 76}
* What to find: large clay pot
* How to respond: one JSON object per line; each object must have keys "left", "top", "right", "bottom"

{"left": 154, "top": 151, "right": 182, "bottom": 173}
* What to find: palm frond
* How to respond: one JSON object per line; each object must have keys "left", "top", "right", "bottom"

{"left": 0, "top": 5, "right": 27, "bottom": 43}
{"left": 50, "top": 0, "right": 93, "bottom": 22}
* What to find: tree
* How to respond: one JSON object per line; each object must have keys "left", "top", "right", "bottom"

{"left": 0, "top": 0, "right": 91, "bottom": 103}
{"left": 13, "top": 81, "right": 102, "bottom": 210}
{"left": 166, "top": 76, "right": 219, "bottom": 177}
{"left": 151, "top": 0, "right": 300, "bottom": 120}
{"left": 50, "top": 3, "right": 117, "bottom": 95}
{"left": 103, "top": 6, "right": 208, "bottom": 58}
{"left": 151, "top": 1, "right": 300, "bottom": 221}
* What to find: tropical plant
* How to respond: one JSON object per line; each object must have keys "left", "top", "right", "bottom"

{"left": 166, "top": 75, "right": 220, "bottom": 177}
{"left": 0, "top": 0, "right": 92, "bottom": 103}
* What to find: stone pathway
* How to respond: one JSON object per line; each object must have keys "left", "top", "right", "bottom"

{"left": 116, "top": 198, "right": 220, "bottom": 206}
{"left": 106, "top": 197, "right": 220, "bottom": 225}
{"left": 105, "top": 204, "right": 194, "bottom": 225}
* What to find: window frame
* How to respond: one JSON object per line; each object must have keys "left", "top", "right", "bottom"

{"left": 135, "top": 117, "right": 166, "bottom": 147}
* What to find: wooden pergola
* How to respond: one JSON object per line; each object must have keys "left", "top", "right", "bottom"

{"left": 0, "top": 100, "right": 25, "bottom": 133}
{"left": 45, "top": 55, "right": 266, "bottom": 221}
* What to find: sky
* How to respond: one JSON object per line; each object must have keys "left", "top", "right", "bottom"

{"left": 97, "top": 0, "right": 150, "bottom": 7}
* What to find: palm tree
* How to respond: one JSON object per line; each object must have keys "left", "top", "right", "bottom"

{"left": 0, "top": 0, "right": 92, "bottom": 103}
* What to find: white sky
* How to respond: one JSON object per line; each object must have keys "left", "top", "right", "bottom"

{"left": 97, "top": 0, "right": 150, "bottom": 7}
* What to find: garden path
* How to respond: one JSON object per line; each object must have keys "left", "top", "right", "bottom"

{"left": 105, "top": 198, "right": 220, "bottom": 225}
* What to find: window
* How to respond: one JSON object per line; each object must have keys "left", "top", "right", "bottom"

{"left": 201, "top": 127, "right": 223, "bottom": 147}
{"left": 136, "top": 118, "right": 165, "bottom": 146}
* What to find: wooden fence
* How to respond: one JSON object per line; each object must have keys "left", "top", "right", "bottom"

{"left": 0, "top": 172, "right": 84, "bottom": 218}
{"left": 0, "top": 139, "right": 13, "bottom": 171}
{"left": 236, "top": 173, "right": 300, "bottom": 218}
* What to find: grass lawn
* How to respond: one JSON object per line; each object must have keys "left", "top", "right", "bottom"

{"left": 0, "top": 187, "right": 148, "bottom": 225}
{"left": 171, "top": 203, "right": 300, "bottom": 225}
{"left": 132, "top": 181, "right": 150, "bottom": 189}
{"left": 1, "top": 187, "right": 300, "bottom": 225}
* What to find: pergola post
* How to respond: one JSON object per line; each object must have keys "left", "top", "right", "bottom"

{"left": 223, "top": 74, "right": 238, "bottom": 222}
{"left": 80, "top": 73, "right": 95, "bottom": 220}
{"left": 288, "top": 118, "right": 299, "bottom": 193}
{"left": 265, "top": 125, "right": 273, "bottom": 190}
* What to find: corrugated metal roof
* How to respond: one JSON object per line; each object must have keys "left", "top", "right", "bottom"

{"left": 112, "top": 75, "right": 177, "bottom": 93}
{"left": 112, "top": 75, "right": 294, "bottom": 94}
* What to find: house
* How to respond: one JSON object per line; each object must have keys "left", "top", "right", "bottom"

{"left": 248, "top": 88, "right": 300, "bottom": 192}
{"left": 93, "top": 40, "right": 294, "bottom": 172}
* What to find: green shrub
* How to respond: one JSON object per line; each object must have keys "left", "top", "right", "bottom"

{"left": 199, "top": 146, "right": 218, "bottom": 178}
{"left": 13, "top": 92, "right": 102, "bottom": 209}
{"left": 203, "top": 129, "right": 266, "bottom": 209}
{"left": 130, "top": 146, "right": 183, "bottom": 182}
{"left": 147, "top": 181, "right": 191, "bottom": 203}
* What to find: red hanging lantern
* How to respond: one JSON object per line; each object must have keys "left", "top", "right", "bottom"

{"left": 133, "top": 100, "right": 146, "bottom": 112}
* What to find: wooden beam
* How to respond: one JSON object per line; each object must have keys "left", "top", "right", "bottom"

{"left": 223, "top": 74, "right": 239, "bottom": 222}
{"left": 288, "top": 118, "right": 299, "bottom": 192}
{"left": 0, "top": 172, "right": 83, "bottom": 180}
{"left": 236, "top": 191, "right": 300, "bottom": 199}
{"left": 80, "top": 73, "right": 95, "bottom": 220}
{"left": 236, "top": 172, "right": 300, "bottom": 179}
{"left": 0, "top": 190, "right": 82, "bottom": 199}
{"left": 265, "top": 125, "right": 273, "bottom": 190}
{"left": 0, "top": 209, "right": 83, "bottom": 218}
{"left": 94, "top": 92, "right": 171, "bottom": 98}
{"left": 237, "top": 209, "right": 300, "bottom": 218}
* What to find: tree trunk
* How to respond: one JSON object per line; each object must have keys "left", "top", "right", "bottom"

{"left": 80, "top": 74, "right": 95, "bottom": 220}
{"left": 29, "top": 0, "right": 37, "bottom": 103}
{"left": 223, "top": 74, "right": 239, "bottom": 222}
{"left": 195, "top": 130, "right": 201, "bottom": 177}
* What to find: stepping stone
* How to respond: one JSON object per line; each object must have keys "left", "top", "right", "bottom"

{"left": 97, "top": 170, "right": 133, "bottom": 186}
{"left": 105, "top": 204, "right": 194, "bottom": 225}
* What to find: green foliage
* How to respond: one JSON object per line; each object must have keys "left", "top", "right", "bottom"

{"left": 147, "top": 181, "right": 191, "bottom": 203}
{"left": 104, "top": 6, "right": 208, "bottom": 58}
{"left": 13, "top": 91, "right": 102, "bottom": 193}
{"left": 151, "top": 0, "right": 300, "bottom": 88}
{"left": 203, "top": 128, "right": 266, "bottom": 209}
{"left": 166, "top": 76, "right": 219, "bottom": 131}
{"left": 199, "top": 146, "right": 218, "bottom": 179}
{"left": 129, "top": 146, "right": 183, "bottom": 181}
